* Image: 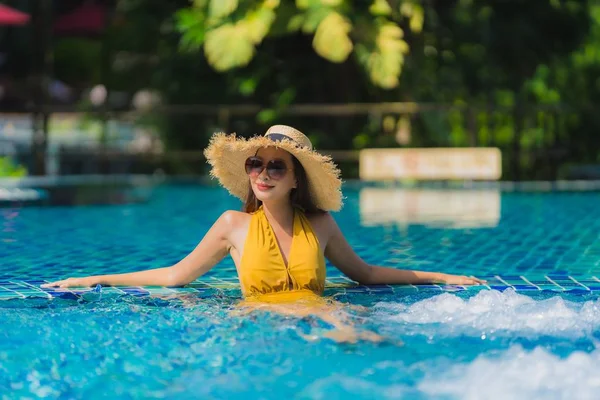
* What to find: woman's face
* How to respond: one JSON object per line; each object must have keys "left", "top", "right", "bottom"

{"left": 247, "top": 147, "right": 296, "bottom": 204}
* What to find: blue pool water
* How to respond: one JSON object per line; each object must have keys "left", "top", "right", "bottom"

{"left": 2, "top": 182, "right": 600, "bottom": 399}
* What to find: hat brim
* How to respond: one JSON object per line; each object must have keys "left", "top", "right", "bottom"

{"left": 204, "top": 133, "right": 343, "bottom": 212}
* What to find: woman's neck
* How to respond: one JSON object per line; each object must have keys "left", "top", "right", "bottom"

{"left": 261, "top": 200, "right": 294, "bottom": 230}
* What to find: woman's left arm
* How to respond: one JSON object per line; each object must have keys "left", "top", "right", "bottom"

{"left": 322, "top": 214, "right": 486, "bottom": 286}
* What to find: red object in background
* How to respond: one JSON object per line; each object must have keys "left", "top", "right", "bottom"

{"left": 0, "top": 4, "right": 30, "bottom": 25}
{"left": 53, "top": 2, "right": 106, "bottom": 34}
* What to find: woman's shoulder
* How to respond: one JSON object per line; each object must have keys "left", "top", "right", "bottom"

{"left": 306, "top": 211, "right": 336, "bottom": 230}
{"left": 217, "top": 210, "right": 252, "bottom": 229}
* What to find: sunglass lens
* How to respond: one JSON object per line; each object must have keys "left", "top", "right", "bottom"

{"left": 267, "top": 160, "right": 288, "bottom": 179}
{"left": 245, "top": 157, "right": 264, "bottom": 176}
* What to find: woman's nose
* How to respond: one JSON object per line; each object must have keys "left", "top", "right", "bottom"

{"left": 258, "top": 167, "right": 270, "bottom": 180}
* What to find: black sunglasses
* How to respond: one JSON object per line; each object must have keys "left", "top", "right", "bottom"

{"left": 244, "top": 156, "right": 291, "bottom": 180}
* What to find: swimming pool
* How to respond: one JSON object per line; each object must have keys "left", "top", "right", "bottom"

{"left": 2, "top": 181, "right": 600, "bottom": 398}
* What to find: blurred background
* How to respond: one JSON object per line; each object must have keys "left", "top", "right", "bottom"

{"left": 0, "top": 0, "right": 598, "bottom": 182}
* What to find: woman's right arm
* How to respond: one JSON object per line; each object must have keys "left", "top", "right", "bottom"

{"left": 41, "top": 211, "right": 239, "bottom": 289}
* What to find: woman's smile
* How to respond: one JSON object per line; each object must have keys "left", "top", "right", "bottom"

{"left": 256, "top": 182, "right": 274, "bottom": 191}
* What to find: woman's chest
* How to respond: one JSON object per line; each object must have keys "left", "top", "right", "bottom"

{"left": 228, "top": 217, "right": 329, "bottom": 268}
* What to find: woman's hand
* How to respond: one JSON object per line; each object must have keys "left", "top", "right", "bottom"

{"left": 438, "top": 273, "right": 487, "bottom": 285}
{"left": 41, "top": 276, "right": 99, "bottom": 289}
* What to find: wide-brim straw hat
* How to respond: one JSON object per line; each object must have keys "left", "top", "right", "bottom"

{"left": 204, "top": 124, "right": 343, "bottom": 211}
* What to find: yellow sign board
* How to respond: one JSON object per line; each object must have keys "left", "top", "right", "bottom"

{"left": 359, "top": 148, "right": 502, "bottom": 180}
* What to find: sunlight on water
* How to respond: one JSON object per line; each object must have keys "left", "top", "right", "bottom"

{"left": 3, "top": 185, "right": 600, "bottom": 398}
{"left": 1, "top": 290, "right": 600, "bottom": 398}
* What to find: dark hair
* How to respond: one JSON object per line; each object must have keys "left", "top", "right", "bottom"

{"left": 243, "top": 155, "right": 325, "bottom": 214}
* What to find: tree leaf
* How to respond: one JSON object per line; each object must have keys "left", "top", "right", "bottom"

{"left": 175, "top": 8, "right": 204, "bottom": 32}
{"left": 240, "top": 4, "right": 277, "bottom": 43}
{"left": 176, "top": 9, "right": 206, "bottom": 50}
{"left": 288, "top": 14, "right": 305, "bottom": 32}
{"left": 369, "top": 0, "right": 392, "bottom": 16}
{"left": 203, "top": 1, "right": 280, "bottom": 70}
{"left": 296, "top": 0, "right": 312, "bottom": 9}
{"left": 257, "top": 108, "right": 278, "bottom": 124}
{"left": 204, "top": 23, "right": 255, "bottom": 71}
{"left": 313, "top": 12, "right": 353, "bottom": 62}
{"left": 302, "top": 7, "right": 332, "bottom": 33}
{"left": 297, "top": 0, "right": 343, "bottom": 10}
{"left": 192, "top": 0, "right": 209, "bottom": 8}
{"left": 264, "top": 0, "right": 280, "bottom": 8}
{"left": 357, "top": 22, "right": 408, "bottom": 89}
{"left": 400, "top": 1, "right": 424, "bottom": 33}
{"left": 378, "top": 23, "right": 408, "bottom": 53}
{"left": 409, "top": 5, "right": 424, "bottom": 33}
{"left": 208, "top": 0, "right": 238, "bottom": 19}
{"left": 239, "top": 78, "right": 257, "bottom": 96}
{"left": 179, "top": 27, "right": 205, "bottom": 51}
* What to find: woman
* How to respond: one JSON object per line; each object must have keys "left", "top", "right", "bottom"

{"left": 42, "top": 125, "right": 485, "bottom": 300}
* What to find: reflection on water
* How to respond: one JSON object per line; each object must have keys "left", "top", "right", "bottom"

{"left": 359, "top": 188, "right": 501, "bottom": 229}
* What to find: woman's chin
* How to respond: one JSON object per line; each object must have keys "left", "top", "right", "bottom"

{"left": 253, "top": 190, "right": 284, "bottom": 203}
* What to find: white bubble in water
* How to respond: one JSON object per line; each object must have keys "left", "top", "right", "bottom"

{"left": 418, "top": 345, "right": 600, "bottom": 400}
{"left": 372, "top": 289, "right": 600, "bottom": 338}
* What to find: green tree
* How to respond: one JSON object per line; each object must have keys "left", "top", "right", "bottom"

{"left": 175, "top": 0, "right": 424, "bottom": 90}
{"left": 56, "top": 0, "right": 594, "bottom": 178}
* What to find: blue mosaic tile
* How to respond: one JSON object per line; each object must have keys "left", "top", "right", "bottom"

{"left": 440, "top": 285, "right": 467, "bottom": 291}
{"left": 344, "top": 286, "right": 372, "bottom": 293}
{"left": 38, "top": 289, "right": 80, "bottom": 300}
{"left": 488, "top": 285, "right": 514, "bottom": 292}
{"left": 365, "top": 285, "right": 395, "bottom": 294}
{"left": 510, "top": 285, "right": 540, "bottom": 291}
{"left": 413, "top": 285, "right": 443, "bottom": 290}
{"left": 2, "top": 184, "right": 600, "bottom": 301}
{"left": 1, "top": 277, "right": 600, "bottom": 300}
{"left": 118, "top": 287, "right": 151, "bottom": 297}
{"left": 499, "top": 275, "right": 525, "bottom": 281}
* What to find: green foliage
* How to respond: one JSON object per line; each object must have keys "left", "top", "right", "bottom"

{"left": 313, "top": 12, "right": 353, "bottom": 62}
{"left": 208, "top": 0, "right": 238, "bottom": 19}
{"left": 370, "top": 0, "right": 391, "bottom": 16}
{"left": 178, "top": 0, "right": 280, "bottom": 71}
{"left": 399, "top": 1, "right": 424, "bottom": 33}
{"left": 0, "top": 158, "right": 27, "bottom": 177}
{"left": 52, "top": 0, "right": 597, "bottom": 179}
{"left": 355, "top": 22, "right": 409, "bottom": 89}
{"left": 204, "top": 23, "right": 256, "bottom": 70}
{"left": 53, "top": 38, "right": 102, "bottom": 83}
{"left": 176, "top": 0, "right": 423, "bottom": 89}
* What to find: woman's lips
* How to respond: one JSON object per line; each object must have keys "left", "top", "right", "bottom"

{"left": 256, "top": 183, "right": 274, "bottom": 191}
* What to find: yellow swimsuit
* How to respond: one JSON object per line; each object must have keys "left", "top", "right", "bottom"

{"left": 238, "top": 206, "right": 326, "bottom": 303}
